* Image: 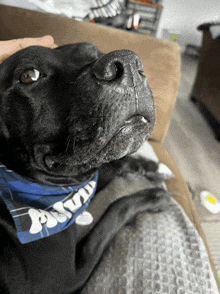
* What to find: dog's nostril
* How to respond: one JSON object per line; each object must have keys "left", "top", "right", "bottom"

{"left": 93, "top": 52, "right": 144, "bottom": 82}
{"left": 114, "top": 62, "right": 124, "bottom": 79}
{"left": 93, "top": 59, "right": 124, "bottom": 81}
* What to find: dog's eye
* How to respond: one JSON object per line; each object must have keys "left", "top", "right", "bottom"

{"left": 20, "top": 69, "right": 40, "bottom": 84}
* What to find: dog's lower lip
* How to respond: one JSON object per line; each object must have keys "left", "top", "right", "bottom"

{"left": 125, "top": 116, "right": 148, "bottom": 124}
{"left": 118, "top": 115, "right": 148, "bottom": 132}
{"left": 73, "top": 114, "right": 150, "bottom": 166}
{"left": 41, "top": 114, "right": 150, "bottom": 171}
{"left": 94, "top": 114, "right": 149, "bottom": 156}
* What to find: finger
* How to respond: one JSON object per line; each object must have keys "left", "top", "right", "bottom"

{"left": 20, "top": 35, "right": 55, "bottom": 49}
{"left": 0, "top": 36, "right": 55, "bottom": 64}
{"left": 50, "top": 43, "right": 58, "bottom": 49}
{"left": 1, "top": 36, "right": 54, "bottom": 53}
{"left": 0, "top": 39, "right": 24, "bottom": 56}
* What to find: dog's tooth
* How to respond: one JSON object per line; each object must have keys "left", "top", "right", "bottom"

{"left": 78, "top": 188, "right": 90, "bottom": 203}
{"left": 141, "top": 117, "right": 148, "bottom": 123}
{"left": 89, "top": 181, "right": 96, "bottom": 189}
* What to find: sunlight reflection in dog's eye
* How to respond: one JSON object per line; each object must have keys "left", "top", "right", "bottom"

{"left": 20, "top": 69, "right": 40, "bottom": 83}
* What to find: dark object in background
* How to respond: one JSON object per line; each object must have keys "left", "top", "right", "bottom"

{"left": 190, "top": 23, "right": 220, "bottom": 141}
{"left": 92, "top": 12, "right": 131, "bottom": 28}
{"left": 184, "top": 44, "right": 201, "bottom": 59}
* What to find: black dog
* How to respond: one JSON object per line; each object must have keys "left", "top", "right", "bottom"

{"left": 0, "top": 43, "right": 170, "bottom": 293}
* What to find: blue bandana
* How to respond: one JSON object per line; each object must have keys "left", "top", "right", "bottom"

{"left": 0, "top": 162, "right": 98, "bottom": 244}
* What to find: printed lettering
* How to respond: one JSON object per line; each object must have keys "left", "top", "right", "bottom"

{"left": 78, "top": 188, "right": 90, "bottom": 203}
{"left": 50, "top": 211, "right": 68, "bottom": 223}
{"left": 64, "top": 199, "right": 77, "bottom": 213}
{"left": 84, "top": 183, "right": 94, "bottom": 195}
{"left": 53, "top": 201, "right": 72, "bottom": 219}
{"left": 28, "top": 180, "right": 96, "bottom": 234}
{"left": 29, "top": 209, "right": 58, "bottom": 234}
{"left": 89, "top": 181, "right": 96, "bottom": 189}
{"left": 71, "top": 192, "right": 82, "bottom": 211}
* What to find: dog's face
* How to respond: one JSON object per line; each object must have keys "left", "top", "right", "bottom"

{"left": 0, "top": 43, "right": 155, "bottom": 185}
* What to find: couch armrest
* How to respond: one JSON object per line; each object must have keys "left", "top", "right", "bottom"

{"left": 0, "top": 4, "right": 181, "bottom": 144}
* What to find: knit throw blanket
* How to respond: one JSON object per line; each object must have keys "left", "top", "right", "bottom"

{"left": 77, "top": 142, "right": 219, "bottom": 294}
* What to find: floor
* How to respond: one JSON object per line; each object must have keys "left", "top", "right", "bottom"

{"left": 164, "top": 53, "right": 220, "bottom": 278}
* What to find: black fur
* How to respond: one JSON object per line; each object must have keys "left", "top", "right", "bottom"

{"left": 0, "top": 43, "right": 170, "bottom": 293}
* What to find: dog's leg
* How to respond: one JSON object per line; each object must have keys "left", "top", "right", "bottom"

{"left": 73, "top": 187, "right": 171, "bottom": 292}
{"left": 97, "top": 156, "right": 170, "bottom": 192}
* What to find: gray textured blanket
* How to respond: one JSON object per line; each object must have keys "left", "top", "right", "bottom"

{"left": 77, "top": 142, "right": 219, "bottom": 294}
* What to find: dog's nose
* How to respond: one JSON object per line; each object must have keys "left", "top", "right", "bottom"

{"left": 93, "top": 50, "right": 144, "bottom": 81}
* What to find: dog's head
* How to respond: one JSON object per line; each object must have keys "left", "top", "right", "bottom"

{"left": 0, "top": 43, "right": 155, "bottom": 185}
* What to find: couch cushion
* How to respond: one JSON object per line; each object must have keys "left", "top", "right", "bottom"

{"left": 0, "top": 4, "right": 181, "bottom": 143}
{"left": 150, "top": 141, "right": 220, "bottom": 290}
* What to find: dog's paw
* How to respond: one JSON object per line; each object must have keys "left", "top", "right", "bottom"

{"left": 109, "top": 156, "right": 174, "bottom": 183}
{"left": 144, "top": 163, "right": 174, "bottom": 183}
{"left": 143, "top": 188, "right": 172, "bottom": 213}
{"left": 110, "top": 156, "right": 157, "bottom": 177}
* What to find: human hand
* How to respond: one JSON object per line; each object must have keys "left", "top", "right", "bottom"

{"left": 0, "top": 35, "right": 57, "bottom": 64}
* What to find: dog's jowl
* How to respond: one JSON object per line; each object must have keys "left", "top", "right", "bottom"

{"left": 0, "top": 43, "right": 170, "bottom": 293}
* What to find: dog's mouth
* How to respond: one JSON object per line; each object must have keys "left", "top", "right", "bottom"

{"left": 118, "top": 115, "right": 148, "bottom": 134}
{"left": 42, "top": 113, "right": 153, "bottom": 180}
{"left": 93, "top": 114, "right": 150, "bottom": 162}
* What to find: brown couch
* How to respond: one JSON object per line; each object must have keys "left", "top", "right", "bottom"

{"left": 191, "top": 23, "right": 220, "bottom": 141}
{"left": 0, "top": 5, "right": 219, "bottom": 290}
